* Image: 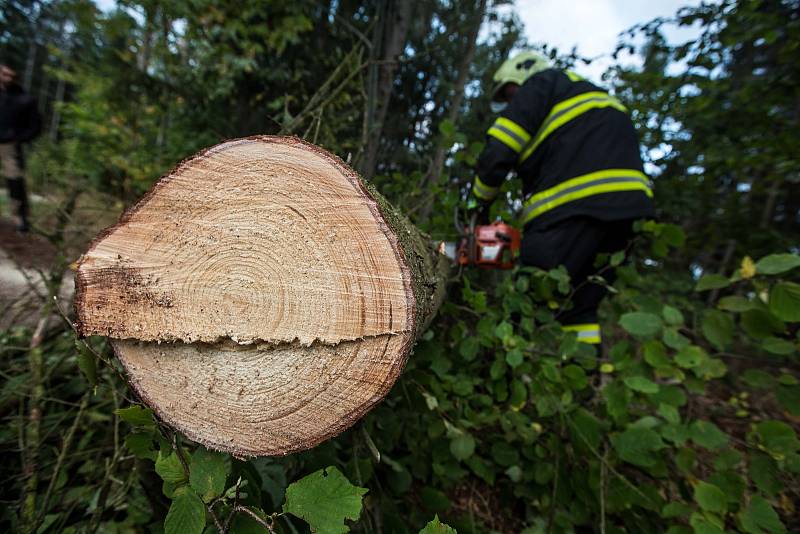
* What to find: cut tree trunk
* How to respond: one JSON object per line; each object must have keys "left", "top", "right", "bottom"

{"left": 75, "top": 136, "right": 448, "bottom": 456}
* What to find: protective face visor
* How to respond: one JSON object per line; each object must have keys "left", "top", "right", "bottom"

{"left": 490, "top": 101, "right": 508, "bottom": 113}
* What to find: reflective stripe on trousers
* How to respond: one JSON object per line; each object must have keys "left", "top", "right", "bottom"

{"left": 562, "top": 323, "right": 601, "bottom": 344}
{"left": 520, "top": 169, "right": 653, "bottom": 225}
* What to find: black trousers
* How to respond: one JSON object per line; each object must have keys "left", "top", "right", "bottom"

{"left": 520, "top": 217, "right": 635, "bottom": 325}
{"left": 1, "top": 142, "right": 29, "bottom": 222}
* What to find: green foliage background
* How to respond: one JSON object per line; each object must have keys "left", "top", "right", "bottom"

{"left": 1, "top": 0, "right": 799, "bottom": 533}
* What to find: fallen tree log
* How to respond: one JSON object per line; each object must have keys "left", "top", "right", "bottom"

{"left": 75, "top": 136, "right": 449, "bottom": 456}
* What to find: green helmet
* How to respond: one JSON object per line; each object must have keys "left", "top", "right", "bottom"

{"left": 490, "top": 51, "right": 551, "bottom": 102}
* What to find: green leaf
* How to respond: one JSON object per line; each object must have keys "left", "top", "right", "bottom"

{"left": 755, "top": 253, "right": 800, "bottom": 275}
{"left": 675, "top": 346, "right": 707, "bottom": 369}
{"left": 779, "top": 373, "right": 798, "bottom": 385}
{"left": 690, "top": 513, "right": 725, "bottom": 534}
{"left": 662, "top": 502, "right": 692, "bottom": 518}
{"left": 505, "top": 465, "right": 522, "bottom": 482}
{"left": 509, "top": 379, "right": 528, "bottom": 408}
{"left": 701, "top": 310, "right": 734, "bottom": 350}
{"left": 662, "top": 305, "right": 684, "bottom": 326}
{"left": 75, "top": 341, "right": 97, "bottom": 386}
{"left": 695, "top": 274, "right": 730, "bottom": 291}
{"left": 739, "top": 495, "right": 786, "bottom": 534}
{"left": 458, "top": 337, "right": 479, "bottom": 361}
{"left": 690, "top": 421, "right": 729, "bottom": 450}
{"left": 717, "top": 296, "right": 755, "bottom": 312}
{"left": 610, "top": 427, "right": 664, "bottom": 467}
{"left": 624, "top": 376, "right": 660, "bottom": 394}
{"left": 494, "top": 321, "right": 513, "bottom": 341}
{"left": 742, "top": 369, "right": 776, "bottom": 389}
{"left": 693, "top": 480, "right": 726, "bottom": 513}
{"left": 419, "top": 515, "right": 457, "bottom": 534}
{"left": 164, "top": 486, "right": 206, "bottom": 534}
{"left": 694, "top": 357, "right": 727, "bottom": 380}
{"left": 675, "top": 447, "right": 696, "bottom": 474}
{"left": 708, "top": 470, "right": 745, "bottom": 503}
{"left": 652, "top": 385, "right": 687, "bottom": 407}
{"left": 283, "top": 466, "right": 368, "bottom": 534}
{"left": 658, "top": 403, "right": 680, "bottom": 424}
{"left": 610, "top": 250, "right": 626, "bottom": 266}
{"left": 661, "top": 422, "right": 689, "bottom": 446}
{"left": 569, "top": 408, "right": 601, "bottom": 451}
{"left": 505, "top": 348, "right": 523, "bottom": 368}
{"left": 231, "top": 509, "right": 271, "bottom": 534}
{"left": 741, "top": 309, "right": 785, "bottom": 339}
{"left": 562, "top": 365, "right": 588, "bottom": 391}
{"left": 664, "top": 327, "right": 691, "bottom": 350}
{"left": 750, "top": 454, "right": 782, "bottom": 496}
{"left": 115, "top": 405, "right": 156, "bottom": 429}
{"left": 466, "top": 456, "right": 495, "bottom": 485}
{"left": 491, "top": 442, "right": 519, "bottom": 467}
{"left": 769, "top": 282, "right": 800, "bottom": 322}
{"left": 755, "top": 420, "right": 800, "bottom": 457}
{"left": 125, "top": 433, "right": 157, "bottom": 460}
{"left": 762, "top": 337, "right": 795, "bottom": 355}
{"left": 643, "top": 340, "right": 670, "bottom": 368}
{"left": 156, "top": 451, "right": 188, "bottom": 484}
{"left": 438, "top": 119, "right": 456, "bottom": 138}
{"left": 449, "top": 434, "right": 475, "bottom": 461}
{"left": 713, "top": 449, "right": 742, "bottom": 471}
{"left": 541, "top": 361, "right": 561, "bottom": 383}
{"left": 661, "top": 223, "right": 686, "bottom": 247}
{"left": 620, "top": 312, "right": 663, "bottom": 337}
{"left": 777, "top": 385, "right": 800, "bottom": 417}
{"left": 189, "top": 447, "right": 228, "bottom": 502}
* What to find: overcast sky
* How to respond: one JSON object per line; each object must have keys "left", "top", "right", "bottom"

{"left": 512, "top": 0, "right": 709, "bottom": 82}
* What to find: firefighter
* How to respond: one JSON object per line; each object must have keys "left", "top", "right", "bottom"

{"left": 0, "top": 64, "right": 41, "bottom": 233}
{"left": 468, "top": 51, "right": 655, "bottom": 346}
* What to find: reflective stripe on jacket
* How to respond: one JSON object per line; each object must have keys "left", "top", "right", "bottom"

{"left": 474, "top": 69, "right": 655, "bottom": 228}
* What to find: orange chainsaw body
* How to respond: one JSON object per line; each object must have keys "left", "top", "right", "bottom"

{"left": 457, "top": 220, "right": 521, "bottom": 269}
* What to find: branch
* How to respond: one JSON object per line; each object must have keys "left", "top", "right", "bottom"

{"left": 37, "top": 392, "right": 90, "bottom": 522}
{"left": 279, "top": 44, "right": 364, "bottom": 135}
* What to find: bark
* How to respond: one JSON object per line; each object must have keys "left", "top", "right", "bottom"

{"left": 75, "top": 136, "right": 449, "bottom": 456}
{"left": 360, "top": 0, "right": 412, "bottom": 180}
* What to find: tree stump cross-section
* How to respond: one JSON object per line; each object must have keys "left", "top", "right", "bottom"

{"left": 75, "top": 136, "right": 447, "bottom": 456}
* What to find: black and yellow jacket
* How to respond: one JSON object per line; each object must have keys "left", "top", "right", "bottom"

{"left": 474, "top": 68, "right": 655, "bottom": 229}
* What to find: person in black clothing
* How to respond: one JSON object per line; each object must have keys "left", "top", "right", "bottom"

{"left": 468, "top": 51, "right": 655, "bottom": 346}
{"left": 0, "top": 64, "right": 41, "bottom": 232}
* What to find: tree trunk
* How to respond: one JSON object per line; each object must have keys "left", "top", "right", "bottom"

{"left": 75, "top": 136, "right": 448, "bottom": 457}
{"left": 418, "top": 0, "right": 486, "bottom": 221}
{"left": 360, "top": 0, "right": 412, "bottom": 180}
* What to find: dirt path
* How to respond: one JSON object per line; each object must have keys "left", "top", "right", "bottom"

{"left": 0, "top": 218, "right": 74, "bottom": 330}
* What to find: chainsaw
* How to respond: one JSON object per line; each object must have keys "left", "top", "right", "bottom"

{"left": 439, "top": 207, "right": 521, "bottom": 269}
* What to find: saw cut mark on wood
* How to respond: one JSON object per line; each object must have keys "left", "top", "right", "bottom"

{"left": 74, "top": 136, "right": 448, "bottom": 456}
{"left": 75, "top": 137, "right": 412, "bottom": 346}
{"left": 114, "top": 335, "right": 407, "bottom": 456}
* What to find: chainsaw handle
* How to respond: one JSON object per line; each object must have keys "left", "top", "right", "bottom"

{"left": 453, "top": 205, "right": 478, "bottom": 235}
{"left": 495, "top": 231, "right": 512, "bottom": 243}
{"left": 453, "top": 205, "right": 464, "bottom": 235}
